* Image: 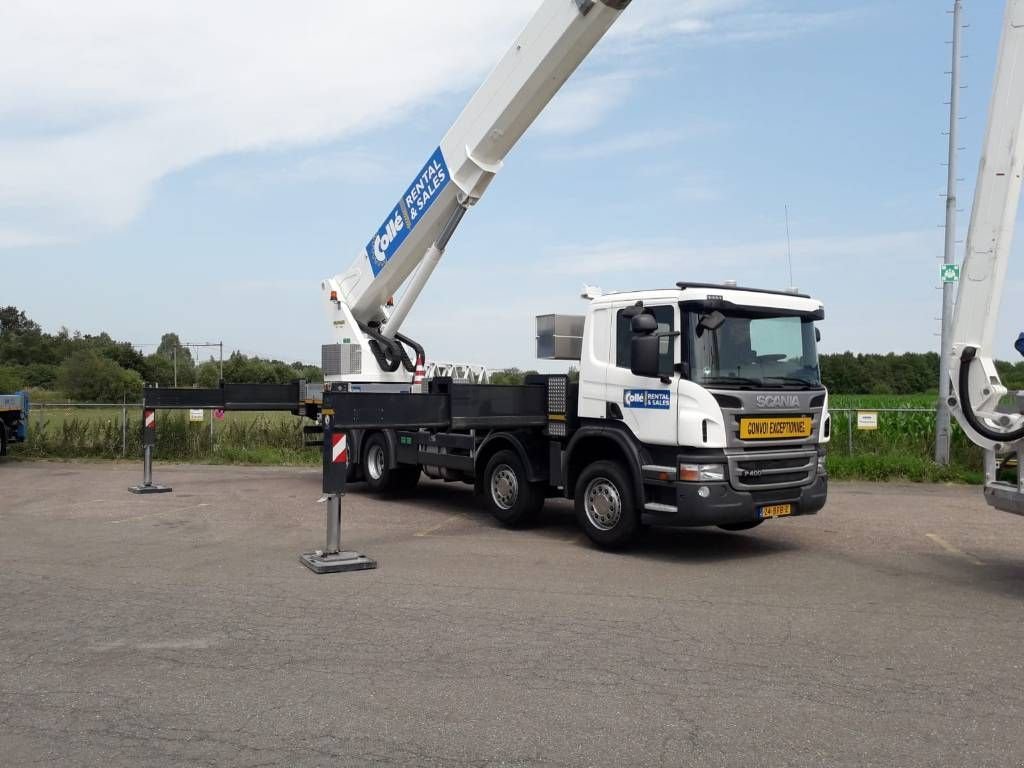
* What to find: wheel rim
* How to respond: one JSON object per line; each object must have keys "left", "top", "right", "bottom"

{"left": 584, "top": 477, "right": 622, "bottom": 531}
{"left": 367, "top": 444, "right": 386, "bottom": 481}
{"left": 490, "top": 465, "right": 519, "bottom": 510}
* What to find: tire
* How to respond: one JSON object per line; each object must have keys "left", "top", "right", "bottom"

{"left": 483, "top": 449, "right": 544, "bottom": 527}
{"left": 574, "top": 460, "right": 639, "bottom": 549}
{"left": 718, "top": 520, "right": 764, "bottom": 532}
{"left": 362, "top": 432, "right": 419, "bottom": 494}
{"left": 0, "top": 424, "right": 7, "bottom": 458}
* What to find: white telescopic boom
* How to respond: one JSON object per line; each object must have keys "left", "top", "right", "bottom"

{"left": 324, "top": 0, "right": 631, "bottom": 337}
{"left": 948, "top": 0, "right": 1024, "bottom": 449}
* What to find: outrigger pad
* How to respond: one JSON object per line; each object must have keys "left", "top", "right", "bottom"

{"left": 299, "top": 551, "right": 377, "bottom": 574}
{"left": 129, "top": 484, "right": 173, "bottom": 494}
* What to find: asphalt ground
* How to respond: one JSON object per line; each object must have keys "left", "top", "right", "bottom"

{"left": 1, "top": 461, "right": 1023, "bottom": 767}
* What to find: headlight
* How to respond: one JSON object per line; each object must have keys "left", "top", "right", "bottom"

{"left": 679, "top": 463, "right": 725, "bottom": 482}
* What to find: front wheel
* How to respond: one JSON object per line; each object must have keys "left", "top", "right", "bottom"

{"left": 574, "top": 461, "right": 638, "bottom": 549}
{"left": 483, "top": 450, "right": 544, "bottom": 527}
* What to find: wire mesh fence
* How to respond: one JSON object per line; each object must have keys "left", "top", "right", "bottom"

{"left": 21, "top": 402, "right": 313, "bottom": 461}
{"left": 827, "top": 407, "right": 982, "bottom": 469}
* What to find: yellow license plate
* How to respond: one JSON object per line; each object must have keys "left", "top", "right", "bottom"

{"left": 760, "top": 504, "right": 793, "bottom": 519}
{"left": 739, "top": 416, "right": 812, "bottom": 440}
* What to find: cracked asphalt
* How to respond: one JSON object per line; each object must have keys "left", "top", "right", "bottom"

{"left": 2, "top": 461, "right": 1024, "bottom": 767}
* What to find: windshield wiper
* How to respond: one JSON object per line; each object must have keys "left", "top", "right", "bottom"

{"left": 763, "top": 376, "right": 819, "bottom": 388}
{"left": 699, "top": 375, "right": 764, "bottom": 388}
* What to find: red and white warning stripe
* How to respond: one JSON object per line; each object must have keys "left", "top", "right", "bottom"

{"left": 331, "top": 432, "right": 348, "bottom": 464}
{"left": 412, "top": 353, "right": 426, "bottom": 385}
{"left": 144, "top": 409, "right": 155, "bottom": 429}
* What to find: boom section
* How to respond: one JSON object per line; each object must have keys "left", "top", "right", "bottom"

{"left": 325, "top": 0, "right": 631, "bottom": 327}
{"left": 949, "top": 0, "right": 1024, "bottom": 449}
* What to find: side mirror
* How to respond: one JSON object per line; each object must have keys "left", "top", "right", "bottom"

{"left": 815, "top": 327, "right": 821, "bottom": 343}
{"left": 696, "top": 310, "right": 726, "bottom": 337}
{"left": 630, "top": 335, "right": 661, "bottom": 378}
{"left": 631, "top": 313, "right": 658, "bottom": 334}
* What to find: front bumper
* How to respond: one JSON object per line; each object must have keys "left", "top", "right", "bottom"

{"left": 642, "top": 474, "right": 828, "bottom": 528}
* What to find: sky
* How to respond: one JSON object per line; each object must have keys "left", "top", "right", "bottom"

{"left": 2, "top": 0, "right": 1023, "bottom": 371}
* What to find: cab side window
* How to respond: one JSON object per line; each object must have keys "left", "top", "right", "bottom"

{"left": 616, "top": 306, "right": 675, "bottom": 373}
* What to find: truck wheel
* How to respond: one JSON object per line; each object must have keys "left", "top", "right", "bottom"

{"left": 718, "top": 520, "right": 764, "bottom": 532}
{"left": 0, "top": 425, "right": 7, "bottom": 457}
{"left": 362, "top": 432, "right": 418, "bottom": 494}
{"left": 574, "top": 461, "right": 638, "bottom": 549}
{"left": 483, "top": 450, "right": 544, "bottom": 527}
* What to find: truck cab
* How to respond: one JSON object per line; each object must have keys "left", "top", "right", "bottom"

{"left": 0, "top": 391, "right": 30, "bottom": 457}
{"left": 563, "top": 281, "right": 829, "bottom": 540}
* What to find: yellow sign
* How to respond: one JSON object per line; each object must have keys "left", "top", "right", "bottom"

{"left": 761, "top": 503, "right": 793, "bottom": 519}
{"left": 739, "top": 416, "right": 812, "bottom": 440}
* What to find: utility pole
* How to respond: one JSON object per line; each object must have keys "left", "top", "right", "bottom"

{"left": 936, "top": 0, "right": 963, "bottom": 465}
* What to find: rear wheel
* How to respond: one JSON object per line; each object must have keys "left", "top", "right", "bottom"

{"left": 362, "top": 432, "right": 419, "bottom": 494}
{"left": 0, "top": 424, "right": 7, "bottom": 457}
{"left": 574, "top": 460, "right": 638, "bottom": 550}
{"left": 483, "top": 450, "right": 544, "bottom": 527}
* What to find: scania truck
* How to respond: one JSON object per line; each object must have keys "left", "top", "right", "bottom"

{"left": 305, "top": 0, "right": 830, "bottom": 549}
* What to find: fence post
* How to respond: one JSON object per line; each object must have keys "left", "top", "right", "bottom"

{"left": 847, "top": 410, "right": 853, "bottom": 455}
{"left": 122, "top": 395, "right": 127, "bottom": 458}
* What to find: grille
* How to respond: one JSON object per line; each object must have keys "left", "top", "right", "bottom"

{"left": 727, "top": 450, "right": 817, "bottom": 491}
{"left": 737, "top": 456, "right": 808, "bottom": 472}
{"left": 322, "top": 344, "right": 361, "bottom": 376}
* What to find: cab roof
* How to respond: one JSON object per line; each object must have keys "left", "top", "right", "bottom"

{"left": 588, "top": 282, "right": 824, "bottom": 317}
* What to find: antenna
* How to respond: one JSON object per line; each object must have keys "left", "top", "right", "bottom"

{"left": 784, "top": 204, "right": 794, "bottom": 288}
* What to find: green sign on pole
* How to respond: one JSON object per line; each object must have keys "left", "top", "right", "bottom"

{"left": 940, "top": 264, "right": 961, "bottom": 284}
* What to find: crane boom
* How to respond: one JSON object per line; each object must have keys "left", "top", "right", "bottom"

{"left": 947, "top": 0, "right": 1024, "bottom": 512}
{"left": 948, "top": 0, "right": 1024, "bottom": 446}
{"left": 322, "top": 0, "right": 631, "bottom": 380}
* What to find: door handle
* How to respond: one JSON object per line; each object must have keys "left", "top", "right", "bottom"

{"left": 606, "top": 402, "right": 623, "bottom": 420}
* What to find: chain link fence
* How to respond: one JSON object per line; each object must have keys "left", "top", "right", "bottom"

{"left": 21, "top": 402, "right": 310, "bottom": 461}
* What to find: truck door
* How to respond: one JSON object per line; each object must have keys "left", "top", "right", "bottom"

{"left": 605, "top": 304, "right": 679, "bottom": 446}
{"left": 578, "top": 307, "right": 612, "bottom": 420}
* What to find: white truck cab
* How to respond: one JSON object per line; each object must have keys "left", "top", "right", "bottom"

{"left": 558, "top": 281, "right": 829, "bottom": 535}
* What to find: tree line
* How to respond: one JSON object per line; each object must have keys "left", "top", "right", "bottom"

{"left": 4, "top": 305, "right": 1024, "bottom": 401}
{"left": 0, "top": 306, "right": 321, "bottom": 402}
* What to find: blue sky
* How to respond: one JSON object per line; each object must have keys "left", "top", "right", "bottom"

{"left": 2, "top": 0, "right": 1022, "bottom": 370}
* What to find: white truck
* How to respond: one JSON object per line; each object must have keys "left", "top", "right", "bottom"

{"left": 315, "top": 0, "right": 830, "bottom": 547}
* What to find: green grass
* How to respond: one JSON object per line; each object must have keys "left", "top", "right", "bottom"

{"left": 827, "top": 453, "right": 984, "bottom": 484}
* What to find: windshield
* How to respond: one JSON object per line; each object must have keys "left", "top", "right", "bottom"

{"left": 687, "top": 310, "right": 821, "bottom": 389}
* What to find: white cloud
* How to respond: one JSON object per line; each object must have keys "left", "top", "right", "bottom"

{"left": 0, "top": 226, "right": 68, "bottom": 250}
{"left": 0, "top": 0, "right": 854, "bottom": 249}
{"left": 534, "top": 71, "right": 644, "bottom": 136}
{"left": 547, "top": 230, "right": 941, "bottom": 276}
{"left": 0, "top": 1, "right": 541, "bottom": 246}
{"left": 610, "top": 0, "right": 854, "bottom": 46}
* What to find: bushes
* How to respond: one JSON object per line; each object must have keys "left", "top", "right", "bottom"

{"left": 57, "top": 350, "right": 143, "bottom": 402}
